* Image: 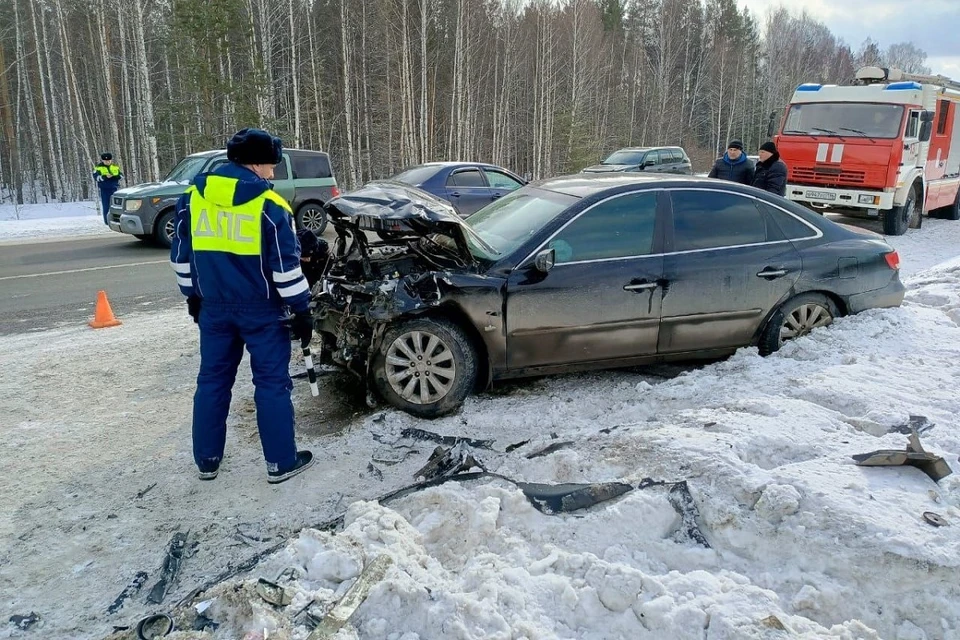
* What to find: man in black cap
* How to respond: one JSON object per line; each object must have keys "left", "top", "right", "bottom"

{"left": 708, "top": 140, "right": 755, "bottom": 186}
{"left": 169, "top": 127, "right": 315, "bottom": 484}
{"left": 93, "top": 152, "right": 123, "bottom": 225}
{"left": 752, "top": 141, "right": 788, "bottom": 197}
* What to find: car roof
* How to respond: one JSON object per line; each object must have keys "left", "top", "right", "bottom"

{"left": 185, "top": 148, "right": 328, "bottom": 159}
{"left": 609, "top": 146, "right": 684, "bottom": 153}
{"left": 534, "top": 173, "right": 732, "bottom": 198}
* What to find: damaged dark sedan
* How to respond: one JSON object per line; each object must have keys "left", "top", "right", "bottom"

{"left": 312, "top": 175, "right": 904, "bottom": 418}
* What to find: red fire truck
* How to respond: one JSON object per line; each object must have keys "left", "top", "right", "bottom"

{"left": 772, "top": 66, "right": 960, "bottom": 235}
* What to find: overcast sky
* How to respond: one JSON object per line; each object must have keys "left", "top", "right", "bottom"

{"left": 734, "top": 0, "right": 960, "bottom": 79}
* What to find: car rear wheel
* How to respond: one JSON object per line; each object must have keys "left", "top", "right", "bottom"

{"left": 371, "top": 318, "right": 477, "bottom": 418}
{"left": 759, "top": 293, "right": 840, "bottom": 356}
{"left": 295, "top": 202, "right": 328, "bottom": 234}
{"left": 882, "top": 184, "right": 921, "bottom": 236}
{"left": 154, "top": 209, "right": 176, "bottom": 249}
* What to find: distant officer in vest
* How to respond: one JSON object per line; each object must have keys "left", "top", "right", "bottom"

{"left": 169, "top": 128, "right": 315, "bottom": 484}
{"left": 93, "top": 152, "right": 123, "bottom": 225}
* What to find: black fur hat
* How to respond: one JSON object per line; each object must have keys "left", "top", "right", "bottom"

{"left": 227, "top": 128, "right": 282, "bottom": 165}
{"left": 100, "top": 152, "right": 113, "bottom": 161}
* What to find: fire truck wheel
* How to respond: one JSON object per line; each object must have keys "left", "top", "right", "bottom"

{"left": 882, "top": 184, "right": 920, "bottom": 236}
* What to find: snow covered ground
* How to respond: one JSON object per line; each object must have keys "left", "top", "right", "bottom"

{"left": 0, "top": 201, "right": 110, "bottom": 241}
{"left": 2, "top": 219, "right": 960, "bottom": 639}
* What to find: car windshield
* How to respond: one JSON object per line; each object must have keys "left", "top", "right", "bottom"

{"left": 164, "top": 156, "right": 211, "bottom": 183}
{"left": 464, "top": 188, "right": 577, "bottom": 260}
{"left": 390, "top": 165, "right": 442, "bottom": 186}
{"left": 602, "top": 150, "right": 647, "bottom": 165}
{"left": 783, "top": 103, "right": 905, "bottom": 139}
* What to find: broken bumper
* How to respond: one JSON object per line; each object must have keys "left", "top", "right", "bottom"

{"left": 845, "top": 278, "right": 906, "bottom": 314}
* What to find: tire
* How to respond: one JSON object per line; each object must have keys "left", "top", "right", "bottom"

{"left": 371, "top": 317, "right": 477, "bottom": 418}
{"left": 153, "top": 209, "right": 176, "bottom": 249}
{"left": 295, "top": 202, "right": 328, "bottom": 234}
{"left": 882, "top": 184, "right": 921, "bottom": 236}
{"left": 758, "top": 293, "right": 840, "bottom": 356}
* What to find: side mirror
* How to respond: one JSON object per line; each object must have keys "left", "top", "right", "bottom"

{"left": 919, "top": 121, "right": 933, "bottom": 142}
{"left": 766, "top": 110, "right": 778, "bottom": 137}
{"left": 533, "top": 248, "right": 555, "bottom": 273}
{"left": 920, "top": 110, "right": 935, "bottom": 123}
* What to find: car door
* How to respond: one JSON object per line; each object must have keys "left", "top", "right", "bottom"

{"left": 482, "top": 168, "right": 525, "bottom": 205}
{"left": 445, "top": 167, "right": 490, "bottom": 216}
{"left": 505, "top": 190, "right": 665, "bottom": 370}
{"left": 641, "top": 150, "right": 663, "bottom": 173}
{"left": 658, "top": 188, "right": 802, "bottom": 354}
{"left": 271, "top": 153, "right": 296, "bottom": 202}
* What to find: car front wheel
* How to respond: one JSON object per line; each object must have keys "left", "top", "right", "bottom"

{"left": 371, "top": 317, "right": 477, "bottom": 418}
{"left": 154, "top": 210, "right": 176, "bottom": 249}
{"left": 759, "top": 293, "right": 840, "bottom": 356}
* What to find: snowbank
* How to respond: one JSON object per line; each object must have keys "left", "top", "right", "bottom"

{"left": 107, "top": 262, "right": 960, "bottom": 639}
{"left": 0, "top": 201, "right": 110, "bottom": 240}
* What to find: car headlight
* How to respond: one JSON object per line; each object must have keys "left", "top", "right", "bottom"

{"left": 858, "top": 195, "right": 879, "bottom": 205}
{"left": 125, "top": 199, "right": 143, "bottom": 212}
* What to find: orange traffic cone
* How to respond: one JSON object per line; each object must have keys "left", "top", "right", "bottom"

{"left": 89, "top": 290, "right": 122, "bottom": 329}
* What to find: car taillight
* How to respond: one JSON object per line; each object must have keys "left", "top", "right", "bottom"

{"left": 331, "top": 186, "right": 340, "bottom": 198}
{"left": 884, "top": 250, "right": 900, "bottom": 270}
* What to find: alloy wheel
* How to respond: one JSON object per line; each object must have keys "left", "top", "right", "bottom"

{"left": 385, "top": 330, "right": 457, "bottom": 405}
{"left": 779, "top": 303, "right": 834, "bottom": 343}
{"left": 300, "top": 207, "right": 326, "bottom": 232}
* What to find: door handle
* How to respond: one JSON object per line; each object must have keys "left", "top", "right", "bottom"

{"left": 757, "top": 268, "right": 788, "bottom": 279}
{"left": 624, "top": 282, "right": 659, "bottom": 292}
{"left": 492, "top": 193, "right": 502, "bottom": 199}
{"left": 450, "top": 191, "right": 461, "bottom": 197}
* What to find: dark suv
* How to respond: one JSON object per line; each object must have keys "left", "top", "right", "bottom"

{"left": 581, "top": 146, "right": 692, "bottom": 175}
{"left": 108, "top": 149, "right": 339, "bottom": 248}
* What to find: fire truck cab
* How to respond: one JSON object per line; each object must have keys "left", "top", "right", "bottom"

{"left": 773, "top": 66, "right": 960, "bottom": 236}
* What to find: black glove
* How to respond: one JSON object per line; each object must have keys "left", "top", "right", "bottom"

{"left": 289, "top": 311, "right": 313, "bottom": 348}
{"left": 187, "top": 296, "right": 201, "bottom": 324}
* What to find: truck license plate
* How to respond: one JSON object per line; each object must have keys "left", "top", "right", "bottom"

{"left": 806, "top": 190, "right": 836, "bottom": 201}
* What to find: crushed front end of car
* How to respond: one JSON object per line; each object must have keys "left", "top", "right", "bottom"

{"left": 310, "top": 182, "right": 494, "bottom": 411}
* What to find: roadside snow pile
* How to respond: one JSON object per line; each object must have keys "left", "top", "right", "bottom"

{"left": 146, "top": 262, "right": 960, "bottom": 640}
{"left": 0, "top": 200, "right": 109, "bottom": 240}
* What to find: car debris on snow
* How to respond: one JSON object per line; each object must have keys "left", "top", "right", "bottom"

{"left": 107, "top": 571, "right": 149, "bottom": 615}
{"left": 146, "top": 532, "right": 190, "bottom": 605}
{"left": 8, "top": 611, "right": 40, "bottom": 631}
{"left": 304, "top": 554, "right": 393, "bottom": 639}
{"left": 852, "top": 429, "right": 953, "bottom": 482}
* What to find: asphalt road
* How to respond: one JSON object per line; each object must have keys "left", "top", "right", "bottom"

{"left": 0, "top": 235, "right": 178, "bottom": 336}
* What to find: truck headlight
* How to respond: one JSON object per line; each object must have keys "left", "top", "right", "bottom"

{"left": 125, "top": 199, "right": 142, "bottom": 212}
{"left": 858, "top": 195, "right": 879, "bottom": 205}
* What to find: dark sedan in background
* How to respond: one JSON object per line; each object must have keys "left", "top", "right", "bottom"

{"left": 315, "top": 175, "right": 904, "bottom": 418}
{"left": 389, "top": 161, "right": 528, "bottom": 216}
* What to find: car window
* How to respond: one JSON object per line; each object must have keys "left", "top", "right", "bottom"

{"left": 206, "top": 158, "right": 229, "bottom": 173}
{"left": 467, "top": 187, "right": 577, "bottom": 259}
{"left": 291, "top": 154, "right": 332, "bottom": 179}
{"left": 671, "top": 190, "right": 768, "bottom": 251}
{"left": 447, "top": 169, "right": 485, "bottom": 188}
{"left": 671, "top": 150, "right": 685, "bottom": 163}
{"left": 905, "top": 111, "right": 920, "bottom": 138}
{"left": 274, "top": 156, "right": 289, "bottom": 180}
{"left": 603, "top": 150, "right": 646, "bottom": 165}
{"left": 390, "top": 165, "right": 441, "bottom": 186}
{"left": 759, "top": 202, "right": 818, "bottom": 240}
{"left": 644, "top": 151, "right": 661, "bottom": 166}
{"left": 484, "top": 169, "right": 523, "bottom": 190}
{"left": 548, "top": 192, "right": 658, "bottom": 263}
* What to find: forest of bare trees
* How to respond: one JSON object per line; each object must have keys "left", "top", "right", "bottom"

{"left": 0, "top": 0, "right": 932, "bottom": 204}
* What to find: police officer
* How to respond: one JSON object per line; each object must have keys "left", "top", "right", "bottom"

{"left": 170, "top": 128, "right": 315, "bottom": 484}
{"left": 93, "top": 152, "right": 123, "bottom": 225}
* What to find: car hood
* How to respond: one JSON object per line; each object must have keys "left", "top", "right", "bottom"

{"left": 580, "top": 164, "right": 634, "bottom": 173}
{"left": 114, "top": 181, "right": 190, "bottom": 199}
{"left": 323, "top": 181, "right": 497, "bottom": 260}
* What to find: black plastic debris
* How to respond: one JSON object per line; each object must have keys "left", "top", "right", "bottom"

{"left": 638, "top": 478, "right": 711, "bottom": 548}
{"left": 525, "top": 441, "right": 575, "bottom": 459}
{"left": 107, "top": 571, "right": 149, "bottom": 614}
{"left": 146, "top": 532, "right": 189, "bottom": 604}
{"left": 414, "top": 443, "right": 484, "bottom": 481}
{"left": 852, "top": 431, "right": 952, "bottom": 483}
{"left": 890, "top": 415, "right": 935, "bottom": 435}
{"left": 256, "top": 578, "right": 294, "bottom": 607}
{"left": 366, "top": 462, "right": 384, "bottom": 481}
{"left": 517, "top": 481, "right": 634, "bottom": 514}
{"left": 8, "top": 612, "right": 39, "bottom": 630}
{"left": 505, "top": 439, "right": 531, "bottom": 453}
{"left": 401, "top": 427, "right": 494, "bottom": 450}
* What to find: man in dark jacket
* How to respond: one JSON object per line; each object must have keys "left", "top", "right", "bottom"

{"left": 296, "top": 227, "right": 329, "bottom": 288}
{"left": 708, "top": 140, "right": 754, "bottom": 185}
{"left": 752, "top": 141, "right": 788, "bottom": 197}
{"left": 93, "top": 152, "right": 123, "bottom": 225}
{"left": 170, "top": 128, "right": 315, "bottom": 484}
